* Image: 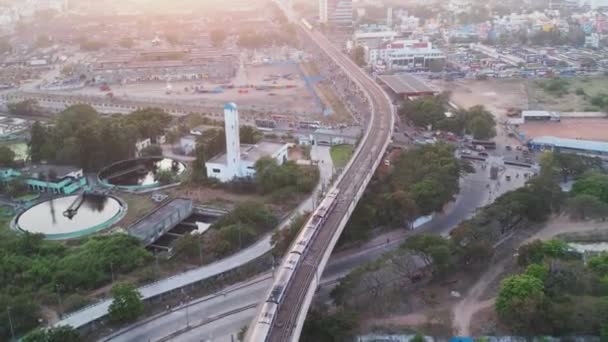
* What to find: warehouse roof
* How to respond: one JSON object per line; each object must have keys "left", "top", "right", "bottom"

{"left": 530, "top": 136, "right": 608, "bottom": 154}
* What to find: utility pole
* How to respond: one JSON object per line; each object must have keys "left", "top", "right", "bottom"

{"left": 6, "top": 306, "right": 15, "bottom": 340}
{"left": 55, "top": 283, "right": 63, "bottom": 317}
{"left": 110, "top": 261, "right": 115, "bottom": 283}
{"left": 198, "top": 239, "right": 204, "bottom": 265}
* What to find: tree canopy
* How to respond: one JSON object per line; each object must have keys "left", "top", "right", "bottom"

{"left": 108, "top": 283, "right": 144, "bottom": 323}
{"left": 0, "top": 232, "right": 150, "bottom": 339}
{"left": 210, "top": 29, "right": 228, "bottom": 47}
{"left": 342, "top": 143, "right": 469, "bottom": 245}
{"left": 22, "top": 325, "right": 81, "bottom": 342}
{"left": 28, "top": 105, "right": 171, "bottom": 170}
{"left": 0, "top": 146, "right": 15, "bottom": 166}
{"left": 399, "top": 95, "right": 496, "bottom": 140}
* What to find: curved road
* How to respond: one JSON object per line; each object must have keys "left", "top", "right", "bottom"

{"left": 261, "top": 7, "right": 395, "bottom": 342}
{"left": 102, "top": 164, "right": 493, "bottom": 341}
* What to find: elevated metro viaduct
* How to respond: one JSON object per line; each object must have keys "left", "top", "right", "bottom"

{"left": 246, "top": 2, "right": 395, "bottom": 341}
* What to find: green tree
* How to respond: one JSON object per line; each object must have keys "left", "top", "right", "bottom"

{"left": 210, "top": 29, "right": 227, "bottom": 47}
{"left": 271, "top": 214, "right": 308, "bottom": 258}
{"left": 410, "top": 333, "right": 426, "bottom": 342}
{"left": 496, "top": 274, "right": 545, "bottom": 331}
{"left": 301, "top": 307, "right": 358, "bottom": 342}
{"left": 571, "top": 172, "right": 608, "bottom": 204}
{"left": 35, "top": 34, "right": 52, "bottom": 48}
{"left": 402, "top": 234, "right": 453, "bottom": 273}
{"left": 22, "top": 325, "right": 81, "bottom": 342}
{"left": 139, "top": 144, "right": 163, "bottom": 157}
{"left": 0, "top": 37, "right": 12, "bottom": 53}
{"left": 350, "top": 46, "right": 366, "bottom": 67}
{"left": 566, "top": 194, "right": 608, "bottom": 220}
{"left": 399, "top": 94, "right": 447, "bottom": 128}
{"left": 462, "top": 105, "right": 496, "bottom": 140}
{"left": 165, "top": 33, "right": 180, "bottom": 45}
{"left": 155, "top": 169, "right": 176, "bottom": 185}
{"left": 240, "top": 126, "right": 261, "bottom": 144}
{"left": 29, "top": 121, "right": 48, "bottom": 162}
{"left": 118, "top": 37, "right": 134, "bottom": 48}
{"left": 8, "top": 99, "right": 41, "bottom": 116}
{"left": 0, "top": 146, "right": 15, "bottom": 166}
{"left": 588, "top": 254, "right": 608, "bottom": 276}
{"left": 190, "top": 142, "right": 207, "bottom": 183}
{"left": 108, "top": 283, "right": 144, "bottom": 323}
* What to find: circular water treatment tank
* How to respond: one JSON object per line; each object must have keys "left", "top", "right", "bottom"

{"left": 14, "top": 194, "right": 125, "bottom": 240}
{"left": 98, "top": 157, "right": 186, "bottom": 190}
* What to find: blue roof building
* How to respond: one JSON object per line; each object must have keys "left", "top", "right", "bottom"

{"left": 0, "top": 164, "right": 87, "bottom": 195}
{"left": 528, "top": 136, "right": 608, "bottom": 158}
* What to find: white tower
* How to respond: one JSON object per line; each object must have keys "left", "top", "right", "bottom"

{"left": 387, "top": 7, "right": 393, "bottom": 27}
{"left": 224, "top": 103, "right": 241, "bottom": 180}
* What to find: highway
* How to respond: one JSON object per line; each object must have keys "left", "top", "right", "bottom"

{"left": 254, "top": 4, "right": 395, "bottom": 341}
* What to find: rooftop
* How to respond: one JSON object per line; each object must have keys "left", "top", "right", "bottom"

{"left": 530, "top": 136, "right": 608, "bottom": 153}
{"left": 207, "top": 141, "right": 287, "bottom": 164}
{"left": 20, "top": 164, "right": 82, "bottom": 180}
{"left": 129, "top": 198, "right": 193, "bottom": 242}
{"left": 378, "top": 73, "right": 437, "bottom": 96}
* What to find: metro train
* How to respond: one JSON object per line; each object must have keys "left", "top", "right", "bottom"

{"left": 248, "top": 188, "right": 340, "bottom": 340}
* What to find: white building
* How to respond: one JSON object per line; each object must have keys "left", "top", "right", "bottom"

{"left": 448, "top": 0, "right": 472, "bottom": 14}
{"left": 366, "top": 40, "right": 446, "bottom": 70}
{"left": 135, "top": 138, "right": 152, "bottom": 156}
{"left": 205, "top": 103, "right": 290, "bottom": 182}
{"left": 585, "top": 32, "right": 600, "bottom": 48}
{"left": 353, "top": 25, "right": 398, "bottom": 43}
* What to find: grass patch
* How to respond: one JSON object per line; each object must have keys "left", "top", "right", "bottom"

{"left": 15, "top": 193, "right": 39, "bottom": 202}
{"left": 330, "top": 144, "right": 354, "bottom": 169}
{"left": 119, "top": 193, "right": 158, "bottom": 226}
{"left": 530, "top": 77, "right": 608, "bottom": 111}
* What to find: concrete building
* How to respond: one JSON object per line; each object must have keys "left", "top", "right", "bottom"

{"left": 128, "top": 198, "right": 193, "bottom": 247}
{"left": 353, "top": 25, "right": 398, "bottom": 43}
{"left": 205, "top": 103, "right": 290, "bottom": 182}
{"left": 366, "top": 40, "right": 445, "bottom": 70}
{"left": 320, "top": 0, "right": 353, "bottom": 27}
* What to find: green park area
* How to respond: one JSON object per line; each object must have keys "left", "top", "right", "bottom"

{"left": 530, "top": 77, "right": 608, "bottom": 112}
{"left": 330, "top": 144, "right": 354, "bottom": 169}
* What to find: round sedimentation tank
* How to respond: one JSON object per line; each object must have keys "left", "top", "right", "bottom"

{"left": 13, "top": 194, "right": 126, "bottom": 240}
{"left": 98, "top": 157, "right": 186, "bottom": 191}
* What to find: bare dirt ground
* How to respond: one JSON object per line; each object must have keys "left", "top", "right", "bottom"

{"left": 519, "top": 118, "right": 608, "bottom": 142}
{"left": 59, "top": 63, "right": 321, "bottom": 115}
{"left": 525, "top": 214, "right": 608, "bottom": 243}
{"left": 169, "top": 186, "right": 267, "bottom": 208}
{"left": 430, "top": 78, "right": 529, "bottom": 148}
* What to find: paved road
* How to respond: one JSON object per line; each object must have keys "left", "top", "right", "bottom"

{"left": 103, "top": 274, "right": 273, "bottom": 342}
{"left": 55, "top": 145, "right": 333, "bottom": 330}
